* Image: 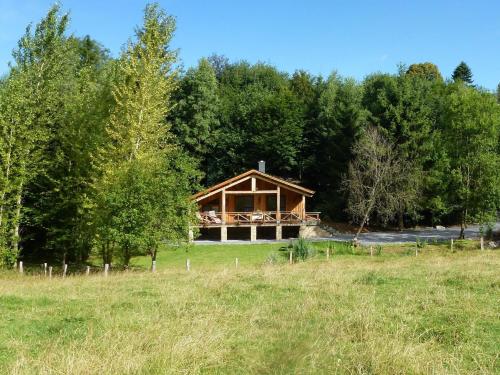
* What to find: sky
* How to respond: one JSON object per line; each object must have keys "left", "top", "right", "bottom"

{"left": 0, "top": 0, "right": 499, "bottom": 90}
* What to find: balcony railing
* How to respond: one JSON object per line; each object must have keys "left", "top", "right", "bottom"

{"left": 196, "top": 211, "right": 321, "bottom": 226}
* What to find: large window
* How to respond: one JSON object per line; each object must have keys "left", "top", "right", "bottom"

{"left": 266, "top": 195, "right": 286, "bottom": 212}
{"left": 235, "top": 195, "right": 254, "bottom": 212}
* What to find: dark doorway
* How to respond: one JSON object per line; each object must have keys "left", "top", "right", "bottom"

{"left": 228, "top": 226, "right": 251, "bottom": 240}
{"left": 197, "top": 227, "right": 221, "bottom": 241}
{"left": 282, "top": 226, "right": 300, "bottom": 239}
{"left": 257, "top": 226, "right": 276, "bottom": 240}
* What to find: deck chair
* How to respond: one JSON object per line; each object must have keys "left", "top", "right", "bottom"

{"left": 251, "top": 212, "right": 263, "bottom": 222}
{"left": 197, "top": 212, "right": 210, "bottom": 225}
{"left": 208, "top": 210, "right": 222, "bottom": 224}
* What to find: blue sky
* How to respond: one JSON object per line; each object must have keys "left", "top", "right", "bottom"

{"left": 1, "top": 0, "right": 499, "bottom": 90}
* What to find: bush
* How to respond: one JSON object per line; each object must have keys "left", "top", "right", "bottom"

{"left": 416, "top": 237, "right": 427, "bottom": 249}
{"left": 284, "top": 238, "right": 315, "bottom": 262}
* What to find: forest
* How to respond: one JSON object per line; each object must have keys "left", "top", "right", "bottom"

{"left": 0, "top": 4, "right": 499, "bottom": 267}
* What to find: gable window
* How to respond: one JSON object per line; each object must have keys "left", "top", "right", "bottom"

{"left": 235, "top": 195, "right": 254, "bottom": 212}
{"left": 266, "top": 195, "right": 286, "bottom": 212}
{"left": 202, "top": 199, "right": 219, "bottom": 212}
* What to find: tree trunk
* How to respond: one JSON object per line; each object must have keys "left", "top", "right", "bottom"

{"left": 10, "top": 185, "right": 23, "bottom": 258}
{"left": 355, "top": 196, "right": 376, "bottom": 239}
{"left": 398, "top": 211, "right": 404, "bottom": 231}
{"left": 459, "top": 210, "right": 465, "bottom": 239}
{"left": 355, "top": 210, "right": 370, "bottom": 238}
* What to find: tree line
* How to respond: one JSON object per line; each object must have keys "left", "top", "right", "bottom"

{"left": 0, "top": 4, "right": 499, "bottom": 267}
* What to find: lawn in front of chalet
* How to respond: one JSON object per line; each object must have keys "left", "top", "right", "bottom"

{"left": 0, "top": 241, "right": 498, "bottom": 374}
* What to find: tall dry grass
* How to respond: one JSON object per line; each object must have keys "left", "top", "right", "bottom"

{"left": 0, "top": 249, "right": 498, "bottom": 374}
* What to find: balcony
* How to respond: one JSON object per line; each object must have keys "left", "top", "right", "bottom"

{"left": 196, "top": 211, "right": 321, "bottom": 227}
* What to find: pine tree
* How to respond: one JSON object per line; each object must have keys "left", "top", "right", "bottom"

{"left": 452, "top": 61, "right": 473, "bottom": 84}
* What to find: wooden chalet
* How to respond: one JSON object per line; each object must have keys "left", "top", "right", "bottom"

{"left": 191, "top": 162, "right": 320, "bottom": 241}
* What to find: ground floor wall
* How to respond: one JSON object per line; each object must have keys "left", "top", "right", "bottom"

{"left": 195, "top": 225, "right": 311, "bottom": 242}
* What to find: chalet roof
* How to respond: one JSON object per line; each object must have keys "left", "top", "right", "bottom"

{"left": 192, "top": 169, "right": 315, "bottom": 201}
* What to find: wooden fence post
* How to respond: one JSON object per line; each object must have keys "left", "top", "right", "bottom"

{"left": 450, "top": 238, "right": 454, "bottom": 251}
{"left": 370, "top": 246, "right": 373, "bottom": 257}
{"left": 19, "top": 261, "right": 23, "bottom": 274}
{"left": 326, "top": 247, "right": 330, "bottom": 260}
{"left": 186, "top": 259, "right": 190, "bottom": 272}
{"left": 235, "top": 258, "right": 239, "bottom": 268}
{"left": 44, "top": 263, "right": 47, "bottom": 277}
{"left": 152, "top": 260, "right": 156, "bottom": 273}
{"left": 63, "top": 264, "right": 68, "bottom": 278}
{"left": 104, "top": 264, "right": 109, "bottom": 277}
{"left": 49, "top": 266, "right": 53, "bottom": 278}
{"left": 415, "top": 247, "right": 418, "bottom": 257}
{"left": 86, "top": 266, "right": 90, "bottom": 276}
{"left": 480, "top": 236, "right": 484, "bottom": 251}
{"left": 289, "top": 251, "right": 293, "bottom": 265}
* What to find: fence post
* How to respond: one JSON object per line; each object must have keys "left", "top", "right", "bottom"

{"left": 49, "top": 266, "right": 53, "bottom": 278}
{"left": 289, "top": 251, "right": 293, "bottom": 265}
{"left": 62, "top": 264, "right": 68, "bottom": 278}
{"left": 450, "top": 238, "right": 454, "bottom": 251}
{"left": 44, "top": 263, "right": 47, "bottom": 276}
{"left": 86, "top": 266, "right": 90, "bottom": 276}
{"left": 480, "top": 236, "right": 484, "bottom": 251}
{"left": 104, "top": 264, "right": 109, "bottom": 277}
{"left": 19, "top": 261, "right": 23, "bottom": 274}
{"left": 370, "top": 246, "right": 374, "bottom": 257}
{"left": 152, "top": 260, "right": 156, "bottom": 273}
{"left": 186, "top": 259, "right": 190, "bottom": 272}
{"left": 235, "top": 258, "right": 239, "bottom": 268}
{"left": 326, "top": 247, "right": 330, "bottom": 260}
{"left": 415, "top": 247, "right": 418, "bottom": 257}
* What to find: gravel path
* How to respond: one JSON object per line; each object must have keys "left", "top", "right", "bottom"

{"left": 194, "top": 223, "right": 499, "bottom": 245}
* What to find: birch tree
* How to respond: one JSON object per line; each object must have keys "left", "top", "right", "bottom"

{"left": 92, "top": 4, "right": 198, "bottom": 267}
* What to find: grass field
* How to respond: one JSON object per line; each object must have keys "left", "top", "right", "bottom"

{"left": 0, "top": 241, "right": 499, "bottom": 374}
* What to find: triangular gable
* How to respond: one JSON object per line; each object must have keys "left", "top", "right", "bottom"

{"left": 192, "top": 169, "right": 315, "bottom": 202}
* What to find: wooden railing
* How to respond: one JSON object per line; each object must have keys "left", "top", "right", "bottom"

{"left": 197, "top": 211, "right": 321, "bottom": 226}
{"left": 305, "top": 212, "right": 321, "bottom": 223}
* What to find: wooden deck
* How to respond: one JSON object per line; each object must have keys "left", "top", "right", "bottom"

{"left": 197, "top": 211, "right": 320, "bottom": 227}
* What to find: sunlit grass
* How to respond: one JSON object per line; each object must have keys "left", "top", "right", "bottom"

{"left": 0, "top": 242, "right": 498, "bottom": 374}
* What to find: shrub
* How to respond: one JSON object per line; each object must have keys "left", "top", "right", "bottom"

{"left": 287, "top": 238, "right": 315, "bottom": 262}
{"left": 416, "top": 237, "right": 427, "bottom": 249}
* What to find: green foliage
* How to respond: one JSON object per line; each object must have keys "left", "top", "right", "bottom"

{"left": 210, "top": 62, "right": 305, "bottom": 182}
{"left": 306, "top": 73, "right": 366, "bottom": 219}
{"left": 170, "top": 58, "right": 220, "bottom": 162}
{"left": 91, "top": 4, "right": 198, "bottom": 266}
{"left": 439, "top": 84, "right": 500, "bottom": 235}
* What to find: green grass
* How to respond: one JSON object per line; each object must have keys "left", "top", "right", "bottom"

{"left": 1, "top": 241, "right": 499, "bottom": 374}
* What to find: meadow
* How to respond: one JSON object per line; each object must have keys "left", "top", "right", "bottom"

{"left": 0, "top": 241, "right": 499, "bottom": 374}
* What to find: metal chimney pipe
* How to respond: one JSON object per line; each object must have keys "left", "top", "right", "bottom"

{"left": 258, "top": 160, "right": 266, "bottom": 173}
